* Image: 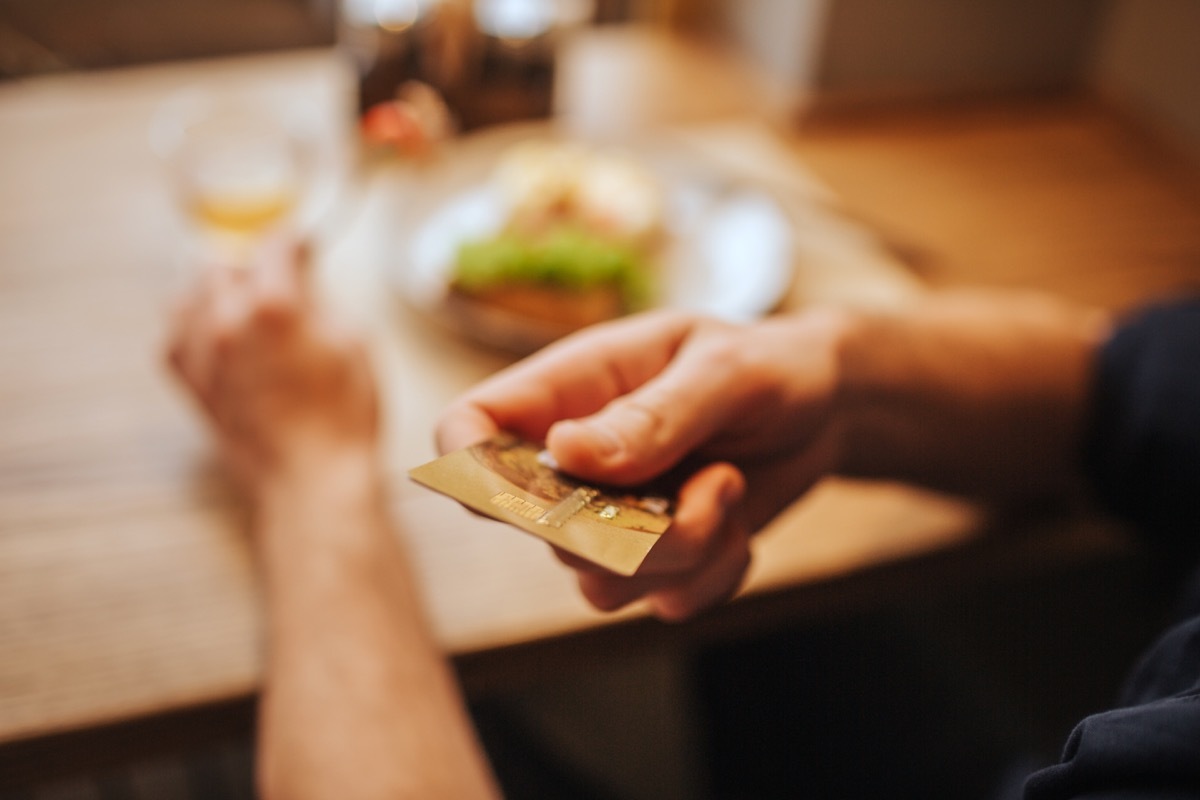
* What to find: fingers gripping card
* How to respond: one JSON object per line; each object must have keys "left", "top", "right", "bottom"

{"left": 409, "top": 433, "right": 674, "bottom": 576}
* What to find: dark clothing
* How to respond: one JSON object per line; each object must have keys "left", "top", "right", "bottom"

{"left": 1083, "top": 301, "right": 1200, "bottom": 560}
{"left": 1025, "top": 300, "right": 1200, "bottom": 799}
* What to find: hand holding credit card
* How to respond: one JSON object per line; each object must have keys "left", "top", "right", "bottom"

{"left": 409, "top": 432, "right": 677, "bottom": 575}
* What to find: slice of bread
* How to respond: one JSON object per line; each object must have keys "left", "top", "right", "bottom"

{"left": 448, "top": 281, "right": 624, "bottom": 333}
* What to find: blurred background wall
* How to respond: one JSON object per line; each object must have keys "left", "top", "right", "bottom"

{"left": 703, "top": 0, "right": 1103, "bottom": 104}
{"left": 0, "top": 0, "right": 334, "bottom": 74}
{"left": 1090, "top": 0, "right": 1200, "bottom": 163}
{"left": 1, "top": 0, "right": 1196, "bottom": 158}
{"left": 695, "top": 0, "right": 1200, "bottom": 162}
{"left": 0, "top": 0, "right": 678, "bottom": 76}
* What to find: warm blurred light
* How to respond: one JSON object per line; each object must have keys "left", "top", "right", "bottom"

{"left": 375, "top": 0, "right": 423, "bottom": 32}
{"left": 343, "top": 0, "right": 424, "bottom": 31}
{"left": 474, "top": 0, "right": 554, "bottom": 40}
{"left": 474, "top": 0, "right": 594, "bottom": 47}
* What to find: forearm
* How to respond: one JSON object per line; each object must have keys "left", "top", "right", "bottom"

{"left": 833, "top": 291, "right": 1110, "bottom": 500}
{"left": 254, "top": 446, "right": 499, "bottom": 800}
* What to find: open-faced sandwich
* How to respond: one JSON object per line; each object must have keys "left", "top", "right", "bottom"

{"left": 448, "top": 141, "right": 665, "bottom": 335}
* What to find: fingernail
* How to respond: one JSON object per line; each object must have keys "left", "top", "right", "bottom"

{"left": 536, "top": 449, "right": 560, "bottom": 471}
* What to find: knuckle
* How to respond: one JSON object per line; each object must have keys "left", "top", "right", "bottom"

{"left": 653, "top": 308, "right": 703, "bottom": 330}
{"left": 611, "top": 395, "right": 669, "bottom": 436}
{"left": 698, "top": 329, "right": 744, "bottom": 367}
{"left": 211, "top": 322, "right": 238, "bottom": 354}
{"left": 250, "top": 298, "right": 294, "bottom": 329}
{"left": 693, "top": 329, "right": 769, "bottom": 399}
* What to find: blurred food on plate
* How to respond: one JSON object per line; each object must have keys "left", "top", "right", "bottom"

{"left": 447, "top": 140, "right": 665, "bottom": 331}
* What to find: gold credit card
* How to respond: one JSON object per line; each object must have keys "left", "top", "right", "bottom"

{"left": 408, "top": 433, "right": 675, "bottom": 576}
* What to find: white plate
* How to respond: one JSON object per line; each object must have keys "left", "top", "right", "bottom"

{"left": 391, "top": 127, "right": 794, "bottom": 353}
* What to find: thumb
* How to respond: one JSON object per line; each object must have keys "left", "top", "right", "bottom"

{"left": 546, "top": 338, "right": 744, "bottom": 484}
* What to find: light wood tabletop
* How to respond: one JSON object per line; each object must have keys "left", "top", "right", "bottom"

{"left": 3, "top": 32, "right": 1196, "bottom": 771}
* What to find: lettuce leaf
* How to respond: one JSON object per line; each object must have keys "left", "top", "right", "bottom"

{"left": 454, "top": 227, "right": 652, "bottom": 309}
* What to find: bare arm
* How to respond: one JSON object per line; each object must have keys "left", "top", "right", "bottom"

{"left": 254, "top": 448, "right": 498, "bottom": 800}
{"left": 437, "top": 290, "right": 1109, "bottom": 621}
{"left": 168, "top": 242, "right": 500, "bottom": 800}
{"left": 836, "top": 290, "right": 1110, "bottom": 499}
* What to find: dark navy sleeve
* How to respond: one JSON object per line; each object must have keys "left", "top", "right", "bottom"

{"left": 1024, "top": 298, "right": 1200, "bottom": 800}
{"left": 1082, "top": 298, "right": 1200, "bottom": 559}
{"left": 1022, "top": 614, "right": 1200, "bottom": 800}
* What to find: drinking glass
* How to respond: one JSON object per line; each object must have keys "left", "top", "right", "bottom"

{"left": 151, "top": 89, "right": 314, "bottom": 264}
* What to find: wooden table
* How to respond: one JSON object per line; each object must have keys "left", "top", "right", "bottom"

{"left": 3, "top": 39, "right": 1191, "bottom": 786}
{"left": 790, "top": 98, "right": 1200, "bottom": 310}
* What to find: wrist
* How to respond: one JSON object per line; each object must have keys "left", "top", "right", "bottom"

{"left": 829, "top": 305, "right": 886, "bottom": 472}
{"left": 792, "top": 305, "right": 862, "bottom": 476}
{"left": 255, "top": 439, "right": 385, "bottom": 548}
{"left": 260, "top": 435, "right": 379, "bottom": 492}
